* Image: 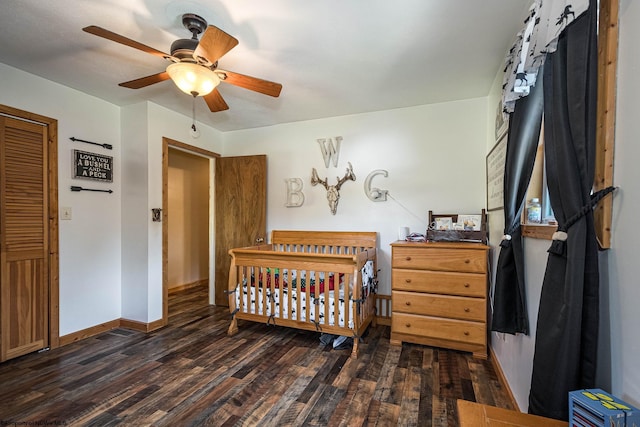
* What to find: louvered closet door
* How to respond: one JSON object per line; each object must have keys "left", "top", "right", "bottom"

{"left": 0, "top": 116, "right": 49, "bottom": 362}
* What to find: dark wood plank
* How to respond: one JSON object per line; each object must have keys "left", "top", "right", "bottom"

{"left": 397, "top": 366, "right": 421, "bottom": 426}
{"left": 419, "top": 347, "right": 435, "bottom": 424}
{"left": 0, "top": 287, "right": 516, "bottom": 426}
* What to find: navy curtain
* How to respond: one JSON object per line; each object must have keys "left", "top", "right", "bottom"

{"left": 528, "top": 0, "right": 606, "bottom": 419}
{"left": 491, "top": 73, "right": 544, "bottom": 335}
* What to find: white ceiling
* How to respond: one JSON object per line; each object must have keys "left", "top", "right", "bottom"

{"left": 0, "top": 0, "right": 531, "bottom": 132}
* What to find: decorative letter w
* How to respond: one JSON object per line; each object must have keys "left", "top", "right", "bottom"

{"left": 317, "top": 137, "right": 342, "bottom": 168}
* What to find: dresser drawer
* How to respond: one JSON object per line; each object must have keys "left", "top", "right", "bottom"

{"left": 391, "top": 313, "right": 485, "bottom": 345}
{"left": 392, "top": 246, "right": 487, "bottom": 273}
{"left": 392, "top": 291, "right": 485, "bottom": 322}
{"left": 392, "top": 269, "right": 485, "bottom": 297}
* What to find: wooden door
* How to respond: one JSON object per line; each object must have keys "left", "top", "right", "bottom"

{"left": 214, "top": 155, "right": 266, "bottom": 306}
{"left": 0, "top": 116, "right": 49, "bottom": 361}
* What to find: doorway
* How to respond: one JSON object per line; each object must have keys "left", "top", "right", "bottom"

{"left": 162, "top": 138, "right": 218, "bottom": 322}
{"left": 167, "top": 148, "right": 210, "bottom": 302}
{"left": 161, "top": 139, "right": 267, "bottom": 324}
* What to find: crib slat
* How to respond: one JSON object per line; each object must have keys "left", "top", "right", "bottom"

{"left": 309, "top": 270, "right": 317, "bottom": 329}
{"left": 252, "top": 265, "right": 258, "bottom": 314}
{"left": 346, "top": 273, "right": 353, "bottom": 328}
{"left": 303, "top": 270, "right": 310, "bottom": 326}
{"left": 240, "top": 265, "right": 247, "bottom": 312}
{"left": 322, "top": 270, "right": 329, "bottom": 327}
{"left": 263, "top": 266, "right": 269, "bottom": 316}
{"left": 255, "top": 266, "right": 262, "bottom": 316}
{"left": 332, "top": 273, "right": 340, "bottom": 328}
{"left": 294, "top": 269, "right": 300, "bottom": 322}
{"left": 260, "top": 265, "right": 266, "bottom": 315}
{"left": 286, "top": 268, "right": 292, "bottom": 320}
{"left": 267, "top": 267, "right": 274, "bottom": 319}
{"left": 248, "top": 266, "right": 255, "bottom": 314}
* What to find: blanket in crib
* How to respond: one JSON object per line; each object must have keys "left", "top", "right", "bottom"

{"left": 235, "top": 260, "right": 376, "bottom": 329}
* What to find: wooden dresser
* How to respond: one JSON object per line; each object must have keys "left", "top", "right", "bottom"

{"left": 390, "top": 241, "right": 490, "bottom": 359}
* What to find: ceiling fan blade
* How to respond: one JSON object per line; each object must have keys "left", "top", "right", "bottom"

{"left": 119, "top": 72, "right": 170, "bottom": 89}
{"left": 218, "top": 70, "right": 282, "bottom": 97}
{"left": 83, "top": 25, "right": 169, "bottom": 59}
{"left": 203, "top": 89, "right": 229, "bottom": 112}
{"left": 193, "top": 26, "right": 239, "bottom": 64}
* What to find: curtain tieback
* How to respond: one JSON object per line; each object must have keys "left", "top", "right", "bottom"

{"left": 499, "top": 234, "right": 512, "bottom": 248}
{"left": 551, "top": 231, "right": 568, "bottom": 241}
{"left": 500, "top": 221, "right": 521, "bottom": 248}
{"left": 547, "top": 186, "right": 617, "bottom": 255}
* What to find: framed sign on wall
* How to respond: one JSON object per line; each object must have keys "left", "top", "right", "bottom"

{"left": 72, "top": 149, "right": 113, "bottom": 182}
{"left": 486, "top": 134, "right": 507, "bottom": 211}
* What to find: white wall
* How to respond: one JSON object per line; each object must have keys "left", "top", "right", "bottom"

{"left": 488, "top": 0, "right": 640, "bottom": 410}
{"left": 0, "top": 63, "right": 122, "bottom": 335}
{"left": 223, "top": 99, "right": 489, "bottom": 295}
{"left": 121, "top": 102, "right": 149, "bottom": 322}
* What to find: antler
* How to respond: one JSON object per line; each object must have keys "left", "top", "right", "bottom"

{"left": 335, "top": 162, "right": 356, "bottom": 190}
{"left": 311, "top": 168, "right": 329, "bottom": 189}
{"left": 311, "top": 162, "right": 356, "bottom": 215}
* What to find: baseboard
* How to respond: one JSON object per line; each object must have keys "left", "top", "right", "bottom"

{"left": 59, "top": 317, "right": 166, "bottom": 346}
{"left": 489, "top": 346, "right": 520, "bottom": 411}
{"left": 59, "top": 319, "right": 121, "bottom": 346}
{"left": 120, "top": 317, "right": 166, "bottom": 333}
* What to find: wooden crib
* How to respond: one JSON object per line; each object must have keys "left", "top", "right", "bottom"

{"left": 227, "top": 230, "right": 378, "bottom": 358}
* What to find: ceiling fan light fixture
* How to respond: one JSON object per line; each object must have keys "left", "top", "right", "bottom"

{"left": 166, "top": 62, "right": 220, "bottom": 97}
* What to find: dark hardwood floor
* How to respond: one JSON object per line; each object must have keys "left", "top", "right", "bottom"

{"left": 0, "top": 286, "right": 515, "bottom": 426}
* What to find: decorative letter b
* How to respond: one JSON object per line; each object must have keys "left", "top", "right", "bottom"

{"left": 285, "top": 178, "right": 305, "bottom": 207}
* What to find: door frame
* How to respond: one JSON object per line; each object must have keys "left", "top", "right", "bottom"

{"left": 0, "top": 104, "right": 59, "bottom": 351}
{"left": 162, "top": 137, "right": 220, "bottom": 323}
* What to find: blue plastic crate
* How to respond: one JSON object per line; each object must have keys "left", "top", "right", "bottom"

{"left": 569, "top": 389, "right": 639, "bottom": 427}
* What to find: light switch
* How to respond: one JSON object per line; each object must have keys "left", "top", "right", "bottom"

{"left": 61, "top": 207, "right": 72, "bottom": 220}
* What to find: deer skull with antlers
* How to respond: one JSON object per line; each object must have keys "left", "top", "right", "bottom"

{"left": 311, "top": 162, "right": 356, "bottom": 215}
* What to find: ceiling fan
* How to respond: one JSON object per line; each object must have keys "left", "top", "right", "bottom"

{"left": 83, "top": 13, "right": 282, "bottom": 113}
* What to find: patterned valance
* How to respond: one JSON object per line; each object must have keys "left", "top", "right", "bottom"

{"left": 502, "top": 0, "right": 588, "bottom": 113}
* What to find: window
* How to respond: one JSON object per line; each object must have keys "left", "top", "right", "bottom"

{"left": 521, "top": 127, "right": 556, "bottom": 240}
{"left": 521, "top": 0, "right": 617, "bottom": 246}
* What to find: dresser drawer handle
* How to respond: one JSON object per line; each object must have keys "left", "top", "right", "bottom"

{"left": 405, "top": 323, "right": 411, "bottom": 328}
{"left": 405, "top": 301, "right": 411, "bottom": 306}
{"left": 463, "top": 331, "right": 470, "bottom": 336}
{"left": 464, "top": 307, "right": 470, "bottom": 312}
{"left": 464, "top": 283, "right": 470, "bottom": 288}
{"left": 405, "top": 256, "right": 412, "bottom": 261}
{"left": 405, "top": 278, "right": 412, "bottom": 284}
{"left": 464, "top": 259, "right": 470, "bottom": 264}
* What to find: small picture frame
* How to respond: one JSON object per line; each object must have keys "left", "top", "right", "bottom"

{"left": 458, "top": 214, "right": 482, "bottom": 231}
{"left": 434, "top": 217, "right": 453, "bottom": 230}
